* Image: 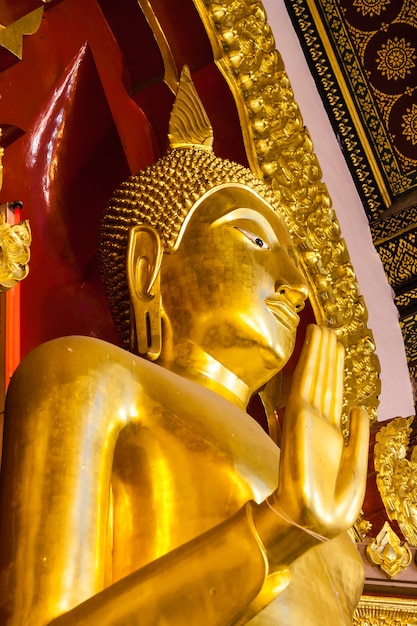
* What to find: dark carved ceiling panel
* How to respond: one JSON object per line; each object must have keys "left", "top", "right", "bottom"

{"left": 339, "top": 0, "right": 417, "bottom": 195}
{"left": 286, "top": 0, "right": 417, "bottom": 371}
{"left": 285, "top": 0, "right": 417, "bottom": 218}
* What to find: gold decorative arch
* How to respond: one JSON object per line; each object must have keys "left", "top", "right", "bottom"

{"left": 193, "top": 0, "right": 380, "bottom": 427}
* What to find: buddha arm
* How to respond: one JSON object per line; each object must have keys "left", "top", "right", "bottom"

{"left": 0, "top": 337, "right": 128, "bottom": 626}
{"left": 48, "top": 502, "right": 275, "bottom": 626}
{"left": 49, "top": 500, "right": 321, "bottom": 626}
{"left": 0, "top": 336, "right": 309, "bottom": 626}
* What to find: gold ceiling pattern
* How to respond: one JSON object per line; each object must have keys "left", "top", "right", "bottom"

{"left": 286, "top": 0, "right": 417, "bottom": 369}
{"left": 286, "top": 0, "right": 417, "bottom": 218}
{"left": 338, "top": 0, "right": 417, "bottom": 189}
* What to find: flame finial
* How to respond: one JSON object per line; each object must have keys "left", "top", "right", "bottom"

{"left": 168, "top": 66, "right": 213, "bottom": 150}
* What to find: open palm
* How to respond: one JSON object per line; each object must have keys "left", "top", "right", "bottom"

{"left": 274, "top": 325, "right": 369, "bottom": 537}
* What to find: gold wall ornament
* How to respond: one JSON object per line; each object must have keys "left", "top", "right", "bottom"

{"left": 0, "top": 7, "right": 44, "bottom": 62}
{"left": 0, "top": 129, "right": 31, "bottom": 291}
{"left": 0, "top": 210, "right": 31, "bottom": 291}
{"left": 193, "top": 0, "right": 380, "bottom": 427}
{"left": 354, "top": 595, "right": 417, "bottom": 626}
{"left": 374, "top": 416, "right": 417, "bottom": 546}
{"left": 352, "top": 511, "right": 372, "bottom": 542}
{"left": 366, "top": 521, "right": 412, "bottom": 579}
{"left": 0, "top": 129, "right": 3, "bottom": 192}
{"left": 0, "top": 143, "right": 3, "bottom": 192}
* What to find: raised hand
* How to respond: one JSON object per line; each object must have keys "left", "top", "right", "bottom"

{"left": 272, "top": 324, "right": 369, "bottom": 538}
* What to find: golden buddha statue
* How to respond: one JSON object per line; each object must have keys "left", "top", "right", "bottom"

{"left": 0, "top": 69, "right": 369, "bottom": 625}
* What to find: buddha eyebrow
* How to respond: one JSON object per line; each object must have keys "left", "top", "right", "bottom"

{"left": 233, "top": 226, "right": 270, "bottom": 249}
{"left": 213, "top": 209, "right": 284, "bottom": 249}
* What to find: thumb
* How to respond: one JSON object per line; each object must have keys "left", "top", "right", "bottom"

{"left": 336, "top": 407, "right": 370, "bottom": 525}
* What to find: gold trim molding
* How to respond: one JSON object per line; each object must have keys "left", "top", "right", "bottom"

{"left": 193, "top": 0, "right": 380, "bottom": 426}
{"left": 355, "top": 595, "right": 417, "bottom": 626}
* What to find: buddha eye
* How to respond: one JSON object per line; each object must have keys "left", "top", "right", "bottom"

{"left": 234, "top": 227, "right": 270, "bottom": 249}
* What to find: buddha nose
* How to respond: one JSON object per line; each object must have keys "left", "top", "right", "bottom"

{"left": 276, "top": 283, "right": 309, "bottom": 312}
{"left": 276, "top": 261, "right": 309, "bottom": 312}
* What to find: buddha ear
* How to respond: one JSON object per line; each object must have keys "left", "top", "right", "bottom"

{"left": 126, "top": 224, "right": 163, "bottom": 361}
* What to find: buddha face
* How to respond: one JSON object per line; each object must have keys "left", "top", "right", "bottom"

{"left": 159, "top": 184, "right": 308, "bottom": 392}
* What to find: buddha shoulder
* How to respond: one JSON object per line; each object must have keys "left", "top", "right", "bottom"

{"left": 6, "top": 336, "right": 183, "bottom": 416}
{"left": 6, "top": 336, "right": 278, "bottom": 477}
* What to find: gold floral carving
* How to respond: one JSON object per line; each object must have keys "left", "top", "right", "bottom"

{"left": 374, "top": 416, "right": 417, "bottom": 546}
{"left": 193, "top": 0, "right": 380, "bottom": 427}
{"left": 352, "top": 511, "right": 373, "bottom": 542}
{"left": 352, "top": 0, "right": 391, "bottom": 18}
{"left": 0, "top": 7, "right": 44, "bottom": 61}
{"left": 0, "top": 130, "right": 31, "bottom": 291}
{"left": 0, "top": 211, "right": 31, "bottom": 291}
{"left": 354, "top": 595, "right": 417, "bottom": 626}
{"left": 402, "top": 104, "right": 417, "bottom": 147}
{"left": 376, "top": 37, "right": 417, "bottom": 82}
{"left": 366, "top": 521, "right": 412, "bottom": 579}
{"left": 0, "top": 140, "right": 3, "bottom": 192}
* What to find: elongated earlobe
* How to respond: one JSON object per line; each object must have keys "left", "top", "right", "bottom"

{"left": 126, "top": 225, "right": 163, "bottom": 361}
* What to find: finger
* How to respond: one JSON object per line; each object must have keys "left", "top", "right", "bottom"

{"left": 312, "top": 328, "right": 341, "bottom": 423}
{"left": 329, "top": 341, "right": 344, "bottom": 429}
{"left": 294, "top": 324, "right": 322, "bottom": 403}
{"left": 336, "top": 406, "right": 370, "bottom": 525}
{"left": 314, "top": 327, "right": 339, "bottom": 419}
{"left": 312, "top": 325, "right": 326, "bottom": 412}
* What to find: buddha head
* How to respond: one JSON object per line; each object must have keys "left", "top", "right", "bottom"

{"left": 98, "top": 69, "right": 308, "bottom": 399}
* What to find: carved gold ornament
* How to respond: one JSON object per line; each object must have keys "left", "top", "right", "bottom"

{"left": 193, "top": 0, "right": 380, "bottom": 427}
{"left": 0, "top": 211, "right": 31, "bottom": 291}
{"left": 0, "top": 7, "right": 45, "bottom": 61}
{"left": 0, "top": 129, "right": 31, "bottom": 291}
{"left": 352, "top": 511, "right": 372, "bottom": 542}
{"left": 0, "top": 141, "right": 3, "bottom": 192}
{"left": 354, "top": 595, "right": 417, "bottom": 626}
{"left": 374, "top": 415, "right": 417, "bottom": 546}
{"left": 366, "top": 521, "right": 412, "bottom": 579}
